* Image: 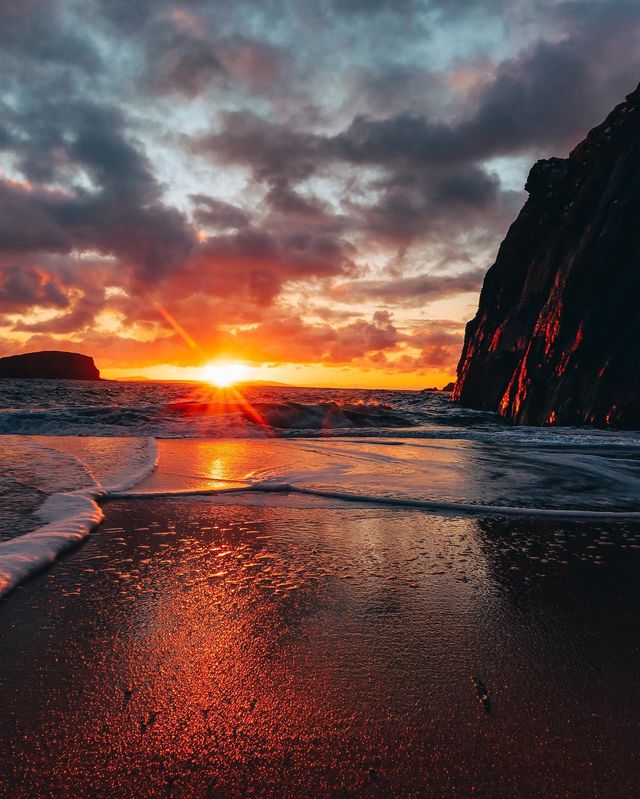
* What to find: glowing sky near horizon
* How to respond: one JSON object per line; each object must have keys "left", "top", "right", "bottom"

{"left": 0, "top": 0, "right": 638, "bottom": 387}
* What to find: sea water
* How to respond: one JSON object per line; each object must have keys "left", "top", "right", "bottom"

{"left": 2, "top": 379, "right": 640, "bottom": 795}
{"left": 1, "top": 378, "right": 640, "bottom": 596}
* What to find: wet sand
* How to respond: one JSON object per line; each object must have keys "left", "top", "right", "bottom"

{"left": 1, "top": 497, "right": 640, "bottom": 797}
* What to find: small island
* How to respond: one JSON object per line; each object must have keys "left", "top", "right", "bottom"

{"left": 0, "top": 351, "right": 101, "bottom": 380}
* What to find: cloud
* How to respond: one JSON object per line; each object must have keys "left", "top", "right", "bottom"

{"left": 208, "top": 309, "right": 401, "bottom": 365}
{"left": 0, "top": 265, "right": 69, "bottom": 313}
{"left": 179, "top": 228, "right": 356, "bottom": 305}
{"left": 0, "top": 0, "right": 638, "bottom": 379}
{"left": 17, "top": 291, "right": 106, "bottom": 334}
{"left": 332, "top": 269, "right": 485, "bottom": 305}
{"left": 393, "top": 319, "right": 466, "bottom": 372}
{"left": 197, "top": 110, "right": 323, "bottom": 184}
{"left": 190, "top": 195, "right": 251, "bottom": 230}
{"left": 0, "top": 101, "right": 197, "bottom": 283}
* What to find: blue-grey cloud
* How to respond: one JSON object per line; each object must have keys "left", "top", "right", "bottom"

{"left": 0, "top": 0, "right": 638, "bottom": 368}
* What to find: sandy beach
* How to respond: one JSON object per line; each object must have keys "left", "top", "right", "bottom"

{"left": 2, "top": 0, "right": 640, "bottom": 794}
{"left": 1, "top": 494, "right": 639, "bottom": 798}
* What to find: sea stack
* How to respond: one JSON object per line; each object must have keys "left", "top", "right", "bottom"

{"left": 453, "top": 82, "right": 640, "bottom": 428}
{"left": 0, "top": 351, "right": 101, "bottom": 380}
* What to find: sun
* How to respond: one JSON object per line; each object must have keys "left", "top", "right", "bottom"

{"left": 201, "top": 361, "right": 247, "bottom": 388}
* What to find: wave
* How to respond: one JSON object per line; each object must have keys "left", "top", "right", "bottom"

{"left": 242, "top": 400, "right": 411, "bottom": 430}
{"left": 2, "top": 401, "right": 639, "bottom": 449}
{"left": 113, "top": 479, "right": 640, "bottom": 520}
{"left": 0, "top": 399, "right": 415, "bottom": 437}
{"left": 3, "top": 381, "right": 639, "bottom": 446}
{"left": 0, "top": 438, "right": 157, "bottom": 598}
{"left": 4, "top": 428, "right": 640, "bottom": 599}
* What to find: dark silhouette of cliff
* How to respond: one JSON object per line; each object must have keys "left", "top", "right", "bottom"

{"left": 453, "top": 82, "right": 640, "bottom": 428}
{"left": 0, "top": 351, "right": 101, "bottom": 380}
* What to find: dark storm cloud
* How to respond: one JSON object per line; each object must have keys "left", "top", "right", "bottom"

{"left": 0, "top": 0, "right": 639, "bottom": 371}
{"left": 141, "top": 19, "right": 289, "bottom": 98}
{"left": 0, "top": 101, "right": 196, "bottom": 281}
{"left": 332, "top": 269, "right": 485, "bottom": 306}
{"left": 201, "top": 113, "right": 512, "bottom": 243}
{"left": 343, "top": 65, "right": 448, "bottom": 118}
{"left": 0, "top": 265, "right": 69, "bottom": 313}
{"left": 335, "top": 33, "right": 638, "bottom": 168}
{"left": 183, "top": 228, "right": 356, "bottom": 304}
{"left": 200, "top": 0, "right": 640, "bottom": 173}
{"left": 0, "top": 1, "right": 101, "bottom": 71}
{"left": 190, "top": 196, "right": 251, "bottom": 230}
{"left": 264, "top": 182, "right": 330, "bottom": 218}
{"left": 198, "top": 110, "right": 322, "bottom": 184}
{"left": 145, "top": 17, "right": 225, "bottom": 97}
{"left": 354, "top": 165, "right": 507, "bottom": 243}
{"left": 89, "top": 2, "right": 291, "bottom": 99}
{"left": 0, "top": 183, "right": 71, "bottom": 253}
{"left": 193, "top": 0, "right": 639, "bottom": 260}
{"left": 17, "top": 291, "right": 106, "bottom": 334}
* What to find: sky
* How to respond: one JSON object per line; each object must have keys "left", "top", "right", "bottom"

{"left": 0, "top": 0, "right": 638, "bottom": 387}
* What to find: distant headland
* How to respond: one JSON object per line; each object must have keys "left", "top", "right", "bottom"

{"left": 0, "top": 351, "right": 101, "bottom": 380}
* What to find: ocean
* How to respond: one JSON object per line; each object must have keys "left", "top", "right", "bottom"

{"left": 2, "top": 379, "right": 640, "bottom": 795}
{"left": 1, "top": 378, "right": 639, "bottom": 592}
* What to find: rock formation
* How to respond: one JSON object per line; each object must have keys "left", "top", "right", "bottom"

{"left": 0, "top": 351, "right": 101, "bottom": 380}
{"left": 453, "top": 82, "right": 640, "bottom": 427}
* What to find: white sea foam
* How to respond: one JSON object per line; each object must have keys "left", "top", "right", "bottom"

{"left": 0, "top": 437, "right": 157, "bottom": 598}
{"left": 111, "top": 437, "right": 640, "bottom": 518}
{"left": 114, "top": 481, "right": 640, "bottom": 520}
{"left": 3, "top": 430, "right": 640, "bottom": 600}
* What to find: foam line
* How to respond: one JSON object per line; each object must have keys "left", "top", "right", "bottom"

{"left": 0, "top": 490, "right": 105, "bottom": 598}
{"left": 292, "top": 486, "right": 640, "bottom": 519}
{"left": 111, "top": 479, "right": 640, "bottom": 520}
{"left": 0, "top": 437, "right": 158, "bottom": 599}
{"left": 4, "top": 434, "right": 640, "bottom": 601}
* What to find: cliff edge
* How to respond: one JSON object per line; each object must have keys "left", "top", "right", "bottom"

{"left": 453, "top": 82, "right": 640, "bottom": 427}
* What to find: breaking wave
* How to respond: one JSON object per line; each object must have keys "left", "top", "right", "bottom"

{"left": 0, "top": 379, "right": 495, "bottom": 438}
{"left": 0, "top": 438, "right": 157, "bottom": 598}
{"left": 1, "top": 380, "right": 640, "bottom": 599}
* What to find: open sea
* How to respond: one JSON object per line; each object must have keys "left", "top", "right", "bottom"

{"left": 1, "top": 379, "right": 640, "bottom": 796}
{"left": 2, "top": 376, "right": 640, "bottom": 595}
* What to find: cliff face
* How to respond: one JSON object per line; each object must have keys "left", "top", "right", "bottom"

{"left": 0, "top": 351, "right": 101, "bottom": 380}
{"left": 453, "top": 82, "right": 640, "bottom": 428}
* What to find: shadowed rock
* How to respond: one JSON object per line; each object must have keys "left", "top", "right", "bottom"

{"left": 0, "top": 351, "right": 101, "bottom": 380}
{"left": 453, "top": 82, "right": 640, "bottom": 428}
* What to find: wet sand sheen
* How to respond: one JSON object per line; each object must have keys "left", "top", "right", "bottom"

{"left": 1, "top": 499, "right": 640, "bottom": 797}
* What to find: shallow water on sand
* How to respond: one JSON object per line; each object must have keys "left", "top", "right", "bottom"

{"left": 1, "top": 499, "right": 639, "bottom": 798}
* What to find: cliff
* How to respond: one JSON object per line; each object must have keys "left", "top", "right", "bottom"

{"left": 453, "top": 82, "right": 640, "bottom": 427}
{"left": 0, "top": 351, "right": 101, "bottom": 380}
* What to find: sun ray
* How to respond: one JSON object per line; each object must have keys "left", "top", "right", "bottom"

{"left": 155, "top": 304, "right": 202, "bottom": 353}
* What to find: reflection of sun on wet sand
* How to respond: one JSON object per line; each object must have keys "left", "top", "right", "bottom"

{"left": 1, "top": 492, "right": 640, "bottom": 797}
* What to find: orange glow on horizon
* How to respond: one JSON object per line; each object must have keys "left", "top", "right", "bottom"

{"left": 96, "top": 304, "right": 458, "bottom": 389}
{"left": 102, "top": 363, "right": 456, "bottom": 390}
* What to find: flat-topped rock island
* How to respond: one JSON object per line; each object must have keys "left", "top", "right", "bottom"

{"left": 0, "top": 351, "right": 101, "bottom": 381}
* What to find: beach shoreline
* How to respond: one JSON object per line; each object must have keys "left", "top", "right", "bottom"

{"left": 3, "top": 432, "right": 640, "bottom": 600}
{"left": 1, "top": 497, "right": 639, "bottom": 797}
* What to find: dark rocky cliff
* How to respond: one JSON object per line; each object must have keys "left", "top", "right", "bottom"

{"left": 453, "top": 82, "right": 640, "bottom": 428}
{"left": 0, "top": 351, "right": 101, "bottom": 380}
